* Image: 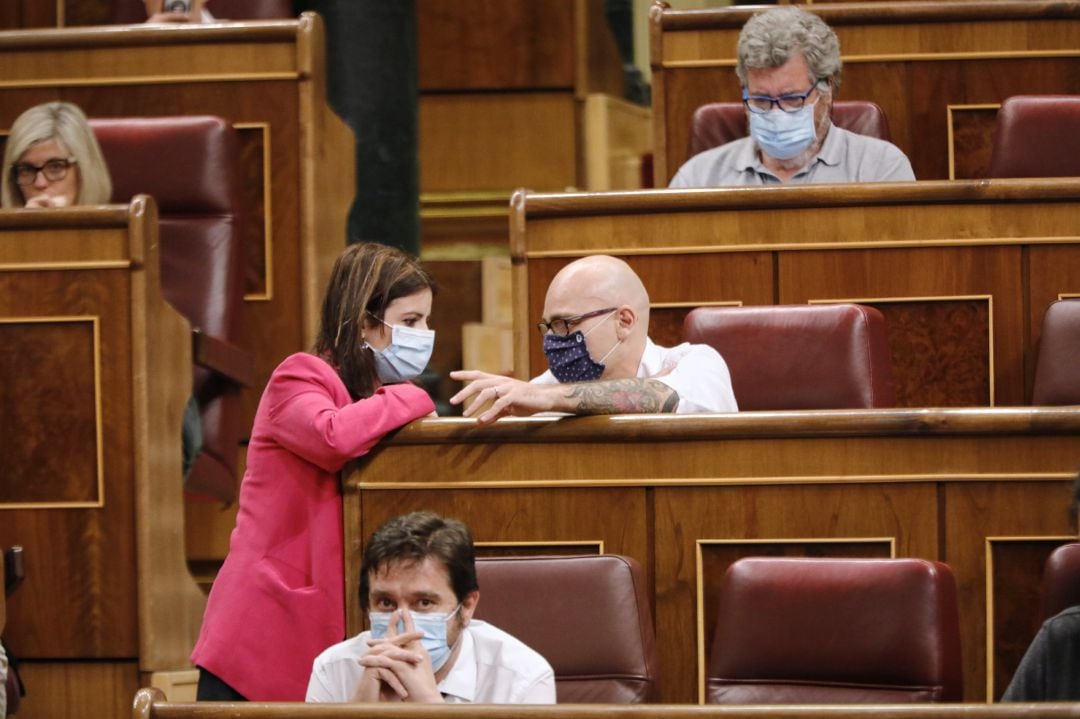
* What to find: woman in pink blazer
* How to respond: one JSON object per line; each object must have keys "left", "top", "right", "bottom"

{"left": 191, "top": 243, "right": 438, "bottom": 700}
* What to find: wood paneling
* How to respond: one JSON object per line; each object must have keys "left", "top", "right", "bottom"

{"left": 0, "top": 16, "right": 355, "bottom": 440}
{"left": 0, "top": 201, "right": 204, "bottom": 717}
{"left": 15, "top": 660, "right": 140, "bottom": 719}
{"left": 344, "top": 408, "right": 1080, "bottom": 703}
{"left": 0, "top": 319, "right": 99, "bottom": 503}
{"left": 650, "top": 2, "right": 1080, "bottom": 184}
{"left": 420, "top": 94, "right": 578, "bottom": 192}
{"left": 418, "top": 0, "right": 576, "bottom": 91}
{"left": 510, "top": 181, "right": 1080, "bottom": 405}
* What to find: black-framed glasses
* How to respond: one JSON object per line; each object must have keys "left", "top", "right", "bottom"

{"left": 536, "top": 307, "right": 617, "bottom": 337}
{"left": 742, "top": 79, "right": 827, "bottom": 114}
{"left": 12, "top": 157, "right": 77, "bottom": 186}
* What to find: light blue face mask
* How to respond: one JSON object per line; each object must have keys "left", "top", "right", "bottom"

{"left": 369, "top": 605, "right": 462, "bottom": 672}
{"left": 748, "top": 101, "right": 818, "bottom": 161}
{"left": 369, "top": 322, "right": 435, "bottom": 384}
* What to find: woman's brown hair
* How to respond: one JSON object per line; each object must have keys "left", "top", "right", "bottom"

{"left": 314, "top": 242, "right": 435, "bottom": 400}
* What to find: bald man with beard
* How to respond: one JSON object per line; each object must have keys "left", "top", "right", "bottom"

{"left": 450, "top": 255, "right": 738, "bottom": 425}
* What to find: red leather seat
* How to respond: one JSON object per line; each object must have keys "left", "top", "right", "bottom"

{"left": 1041, "top": 543, "right": 1080, "bottom": 621}
{"left": 689, "top": 101, "right": 891, "bottom": 158}
{"left": 112, "top": 0, "right": 293, "bottom": 22}
{"left": 683, "top": 304, "right": 895, "bottom": 411}
{"left": 1032, "top": 299, "right": 1080, "bottom": 405}
{"left": 708, "top": 557, "right": 963, "bottom": 704}
{"left": 988, "top": 96, "right": 1080, "bottom": 178}
{"left": 91, "top": 116, "right": 253, "bottom": 504}
{"left": 474, "top": 555, "right": 658, "bottom": 703}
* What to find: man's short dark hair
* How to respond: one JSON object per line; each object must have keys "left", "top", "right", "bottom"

{"left": 359, "top": 511, "right": 479, "bottom": 610}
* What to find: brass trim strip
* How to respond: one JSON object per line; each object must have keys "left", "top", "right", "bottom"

{"left": 0, "top": 315, "right": 105, "bottom": 510}
{"left": 947, "top": 104, "right": 1001, "bottom": 180}
{"left": 662, "top": 49, "right": 1080, "bottom": 71}
{"left": 0, "top": 72, "right": 300, "bottom": 90}
{"left": 809, "top": 294, "right": 995, "bottom": 405}
{"left": 1059, "top": 293, "right": 1080, "bottom": 300}
{"left": 984, "top": 535, "right": 1077, "bottom": 700}
{"left": 524, "top": 236, "right": 1080, "bottom": 258}
{"left": 356, "top": 471, "right": 1075, "bottom": 491}
{"left": 651, "top": 300, "right": 742, "bottom": 309}
{"left": 234, "top": 122, "right": 274, "bottom": 302}
{"left": 695, "top": 537, "right": 897, "bottom": 704}
{"left": 0, "top": 261, "right": 132, "bottom": 272}
{"left": 475, "top": 540, "right": 605, "bottom": 553}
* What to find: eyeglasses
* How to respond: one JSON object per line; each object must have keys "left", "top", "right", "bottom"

{"left": 536, "top": 307, "right": 617, "bottom": 337}
{"left": 742, "top": 79, "right": 827, "bottom": 114}
{"left": 12, "top": 157, "right": 77, "bottom": 186}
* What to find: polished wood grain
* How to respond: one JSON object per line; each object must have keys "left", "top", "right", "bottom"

{"left": 0, "top": 200, "right": 204, "bottom": 717}
{"left": 0, "top": 15, "right": 354, "bottom": 441}
{"left": 650, "top": 1, "right": 1080, "bottom": 184}
{"left": 418, "top": 0, "right": 575, "bottom": 91}
{"left": 17, "top": 660, "right": 139, "bottom": 719}
{"left": 0, "top": 319, "right": 98, "bottom": 503}
{"left": 509, "top": 180, "right": 1080, "bottom": 405}
{"left": 420, "top": 94, "right": 578, "bottom": 192}
{"left": 132, "top": 685, "right": 1080, "bottom": 717}
{"left": 344, "top": 408, "right": 1079, "bottom": 703}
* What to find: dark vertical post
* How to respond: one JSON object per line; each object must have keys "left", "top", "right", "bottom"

{"left": 295, "top": 0, "right": 419, "bottom": 254}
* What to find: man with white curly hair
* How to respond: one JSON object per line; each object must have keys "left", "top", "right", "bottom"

{"left": 670, "top": 6, "right": 914, "bottom": 187}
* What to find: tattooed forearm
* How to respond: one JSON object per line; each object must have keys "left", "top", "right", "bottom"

{"left": 564, "top": 378, "right": 680, "bottom": 415}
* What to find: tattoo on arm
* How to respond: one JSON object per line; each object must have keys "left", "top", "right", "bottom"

{"left": 564, "top": 378, "right": 680, "bottom": 415}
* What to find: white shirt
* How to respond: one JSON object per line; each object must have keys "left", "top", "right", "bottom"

{"left": 532, "top": 337, "right": 738, "bottom": 413}
{"left": 306, "top": 620, "right": 556, "bottom": 704}
{"left": 669, "top": 125, "right": 915, "bottom": 188}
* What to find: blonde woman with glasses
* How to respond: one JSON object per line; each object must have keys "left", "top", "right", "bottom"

{"left": 2, "top": 101, "right": 112, "bottom": 209}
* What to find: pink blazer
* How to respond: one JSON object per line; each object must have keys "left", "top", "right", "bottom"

{"left": 190, "top": 352, "right": 435, "bottom": 700}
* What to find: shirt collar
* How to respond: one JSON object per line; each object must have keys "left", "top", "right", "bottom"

{"left": 436, "top": 625, "right": 476, "bottom": 702}
{"left": 637, "top": 337, "right": 662, "bottom": 378}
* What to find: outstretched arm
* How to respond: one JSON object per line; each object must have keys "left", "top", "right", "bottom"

{"left": 450, "top": 370, "right": 679, "bottom": 426}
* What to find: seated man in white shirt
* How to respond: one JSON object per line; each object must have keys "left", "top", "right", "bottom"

{"left": 669, "top": 6, "right": 914, "bottom": 187}
{"left": 450, "top": 254, "right": 738, "bottom": 424}
{"left": 307, "top": 512, "right": 555, "bottom": 704}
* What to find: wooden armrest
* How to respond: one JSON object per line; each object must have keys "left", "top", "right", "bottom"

{"left": 192, "top": 329, "right": 255, "bottom": 387}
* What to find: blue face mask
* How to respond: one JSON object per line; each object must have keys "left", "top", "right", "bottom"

{"left": 369, "top": 605, "right": 461, "bottom": 672}
{"left": 748, "top": 101, "right": 818, "bottom": 161}
{"left": 369, "top": 322, "right": 435, "bottom": 384}
{"left": 542, "top": 310, "right": 621, "bottom": 383}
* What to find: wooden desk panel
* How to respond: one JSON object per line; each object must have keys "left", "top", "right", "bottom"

{"left": 0, "top": 200, "right": 204, "bottom": 716}
{"left": 0, "top": 15, "right": 355, "bottom": 434}
{"left": 344, "top": 409, "right": 1080, "bottom": 703}
{"left": 649, "top": 1, "right": 1080, "bottom": 184}
{"left": 509, "top": 180, "right": 1080, "bottom": 406}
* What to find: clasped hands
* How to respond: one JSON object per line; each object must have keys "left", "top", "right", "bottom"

{"left": 352, "top": 608, "right": 444, "bottom": 703}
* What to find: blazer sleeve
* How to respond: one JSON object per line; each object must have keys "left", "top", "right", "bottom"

{"left": 265, "top": 356, "right": 435, "bottom": 473}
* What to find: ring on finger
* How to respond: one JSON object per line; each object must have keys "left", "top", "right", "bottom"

{"left": 493, "top": 386, "right": 500, "bottom": 399}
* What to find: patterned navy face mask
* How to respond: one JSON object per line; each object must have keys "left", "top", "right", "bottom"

{"left": 542, "top": 310, "right": 622, "bottom": 383}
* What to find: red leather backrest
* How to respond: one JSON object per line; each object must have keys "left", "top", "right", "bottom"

{"left": 1032, "top": 299, "right": 1080, "bottom": 405}
{"left": 112, "top": 0, "right": 294, "bottom": 22}
{"left": 689, "top": 101, "right": 891, "bottom": 158}
{"left": 682, "top": 304, "right": 895, "bottom": 410}
{"left": 988, "top": 96, "right": 1080, "bottom": 178}
{"left": 474, "top": 555, "right": 658, "bottom": 703}
{"left": 1042, "top": 543, "right": 1080, "bottom": 621}
{"left": 90, "top": 116, "right": 246, "bottom": 346}
{"left": 708, "top": 557, "right": 963, "bottom": 704}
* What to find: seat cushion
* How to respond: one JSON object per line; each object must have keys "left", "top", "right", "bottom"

{"left": 988, "top": 96, "right": 1080, "bottom": 178}
{"left": 682, "top": 304, "right": 895, "bottom": 410}
{"left": 475, "top": 555, "right": 658, "bottom": 703}
{"left": 1032, "top": 299, "right": 1080, "bottom": 405}
{"left": 708, "top": 557, "right": 963, "bottom": 704}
